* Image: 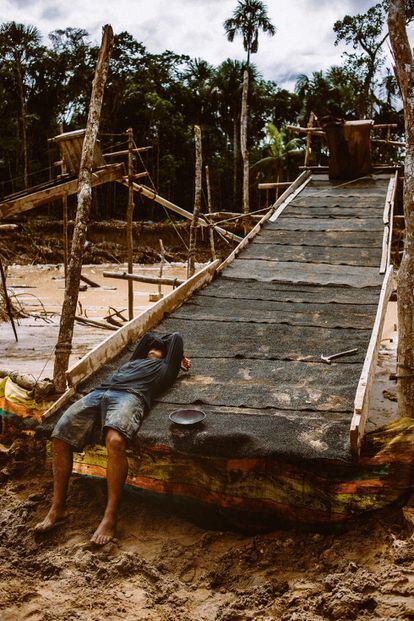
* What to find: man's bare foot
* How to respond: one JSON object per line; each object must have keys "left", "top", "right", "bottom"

{"left": 90, "top": 516, "right": 116, "bottom": 545}
{"left": 34, "top": 508, "right": 68, "bottom": 533}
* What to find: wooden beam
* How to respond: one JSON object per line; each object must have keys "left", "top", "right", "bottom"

{"left": 217, "top": 171, "right": 311, "bottom": 273}
{"left": 0, "top": 224, "right": 18, "bottom": 232}
{"left": 0, "top": 163, "right": 124, "bottom": 219}
{"left": 118, "top": 180, "right": 242, "bottom": 243}
{"left": 103, "top": 271, "right": 184, "bottom": 287}
{"left": 286, "top": 125, "right": 325, "bottom": 135}
{"left": 380, "top": 172, "right": 398, "bottom": 273}
{"left": 258, "top": 182, "right": 291, "bottom": 190}
{"left": 66, "top": 260, "right": 219, "bottom": 387}
{"left": 103, "top": 146, "right": 152, "bottom": 158}
{"left": 350, "top": 266, "right": 394, "bottom": 457}
{"left": 387, "top": 171, "right": 399, "bottom": 268}
{"left": 372, "top": 139, "right": 406, "bottom": 147}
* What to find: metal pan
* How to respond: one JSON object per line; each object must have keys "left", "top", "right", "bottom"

{"left": 169, "top": 408, "right": 206, "bottom": 426}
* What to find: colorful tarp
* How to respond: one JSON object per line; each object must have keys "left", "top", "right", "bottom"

{"left": 0, "top": 376, "right": 52, "bottom": 424}
{"left": 67, "top": 416, "right": 414, "bottom": 529}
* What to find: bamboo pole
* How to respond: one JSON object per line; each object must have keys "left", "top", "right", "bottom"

{"left": 205, "top": 165, "right": 216, "bottom": 261}
{"left": 240, "top": 69, "right": 249, "bottom": 217}
{"left": 126, "top": 127, "right": 135, "bottom": 320}
{"left": 187, "top": 125, "right": 202, "bottom": 278}
{"left": 53, "top": 25, "right": 114, "bottom": 393}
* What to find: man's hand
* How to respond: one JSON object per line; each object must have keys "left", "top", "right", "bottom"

{"left": 180, "top": 357, "right": 191, "bottom": 372}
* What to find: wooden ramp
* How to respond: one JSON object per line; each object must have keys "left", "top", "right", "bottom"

{"left": 57, "top": 171, "right": 396, "bottom": 463}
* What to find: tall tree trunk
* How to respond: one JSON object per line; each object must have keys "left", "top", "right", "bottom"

{"left": 53, "top": 25, "right": 114, "bottom": 392}
{"left": 233, "top": 116, "right": 239, "bottom": 209}
{"left": 187, "top": 125, "right": 202, "bottom": 278}
{"left": 388, "top": 0, "right": 414, "bottom": 417}
{"left": 205, "top": 164, "right": 216, "bottom": 261}
{"left": 240, "top": 69, "right": 249, "bottom": 216}
{"left": 15, "top": 61, "right": 28, "bottom": 189}
{"left": 127, "top": 127, "right": 135, "bottom": 321}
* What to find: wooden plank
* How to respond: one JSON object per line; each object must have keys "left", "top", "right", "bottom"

{"left": 387, "top": 171, "right": 398, "bottom": 269}
{"left": 226, "top": 259, "right": 383, "bottom": 288}
{"left": 379, "top": 226, "right": 389, "bottom": 274}
{"left": 198, "top": 279, "right": 381, "bottom": 305}
{"left": 239, "top": 243, "right": 381, "bottom": 267}
{"left": 157, "top": 317, "right": 371, "bottom": 364}
{"left": 156, "top": 357, "right": 361, "bottom": 412}
{"left": 174, "top": 296, "right": 376, "bottom": 329}
{"left": 217, "top": 170, "right": 311, "bottom": 273}
{"left": 255, "top": 229, "right": 383, "bottom": 248}
{"left": 382, "top": 176, "right": 395, "bottom": 225}
{"left": 268, "top": 218, "right": 384, "bottom": 232}
{"left": 66, "top": 260, "right": 219, "bottom": 387}
{"left": 0, "top": 164, "right": 124, "bottom": 219}
{"left": 290, "top": 196, "right": 385, "bottom": 207}
{"left": 287, "top": 205, "right": 384, "bottom": 218}
{"left": 301, "top": 189, "right": 387, "bottom": 197}
{"left": 350, "top": 266, "right": 394, "bottom": 456}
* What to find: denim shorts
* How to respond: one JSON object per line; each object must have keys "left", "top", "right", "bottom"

{"left": 51, "top": 389, "right": 146, "bottom": 451}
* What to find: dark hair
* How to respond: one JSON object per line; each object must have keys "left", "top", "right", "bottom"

{"left": 149, "top": 337, "right": 166, "bottom": 356}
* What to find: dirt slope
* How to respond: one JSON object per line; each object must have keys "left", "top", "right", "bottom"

{"left": 0, "top": 437, "right": 413, "bottom": 621}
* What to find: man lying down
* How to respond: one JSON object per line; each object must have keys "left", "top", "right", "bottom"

{"left": 35, "top": 331, "right": 190, "bottom": 545}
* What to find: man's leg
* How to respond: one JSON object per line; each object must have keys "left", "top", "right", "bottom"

{"left": 34, "top": 438, "right": 73, "bottom": 532}
{"left": 90, "top": 429, "right": 128, "bottom": 545}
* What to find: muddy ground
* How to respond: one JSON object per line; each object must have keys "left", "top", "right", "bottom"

{"left": 0, "top": 436, "right": 413, "bottom": 621}
{"left": 0, "top": 218, "right": 241, "bottom": 265}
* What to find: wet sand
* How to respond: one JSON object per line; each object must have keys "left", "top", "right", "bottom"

{"left": 1, "top": 262, "right": 188, "bottom": 380}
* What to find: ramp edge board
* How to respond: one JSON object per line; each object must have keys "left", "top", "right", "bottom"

{"left": 65, "top": 260, "right": 219, "bottom": 389}
{"left": 350, "top": 265, "right": 394, "bottom": 457}
{"left": 217, "top": 170, "right": 311, "bottom": 273}
{"left": 380, "top": 171, "right": 398, "bottom": 274}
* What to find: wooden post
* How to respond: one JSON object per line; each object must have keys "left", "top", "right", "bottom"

{"left": 158, "top": 239, "right": 165, "bottom": 299}
{"left": 205, "top": 165, "right": 216, "bottom": 261}
{"left": 388, "top": 0, "right": 414, "bottom": 417}
{"left": 53, "top": 24, "right": 114, "bottom": 393}
{"left": 127, "top": 127, "right": 135, "bottom": 320}
{"left": 304, "top": 111, "right": 315, "bottom": 167}
{"left": 187, "top": 125, "right": 202, "bottom": 278}
{"left": 240, "top": 69, "right": 249, "bottom": 218}
{"left": 62, "top": 160, "right": 69, "bottom": 279}
{"left": 0, "top": 257, "right": 18, "bottom": 341}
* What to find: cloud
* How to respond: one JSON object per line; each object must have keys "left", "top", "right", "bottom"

{"left": 0, "top": 0, "right": 392, "bottom": 87}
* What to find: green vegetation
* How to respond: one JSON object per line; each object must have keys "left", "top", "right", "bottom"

{"left": 0, "top": 1, "right": 404, "bottom": 217}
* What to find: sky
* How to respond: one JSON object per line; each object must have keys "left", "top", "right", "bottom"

{"left": 1, "top": 0, "right": 384, "bottom": 88}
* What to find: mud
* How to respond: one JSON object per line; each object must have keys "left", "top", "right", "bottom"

{"left": 0, "top": 436, "right": 413, "bottom": 621}
{"left": 0, "top": 218, "right": 240, "bottom": 265}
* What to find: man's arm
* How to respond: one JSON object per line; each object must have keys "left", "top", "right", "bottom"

{"left": 162, "top": 332, "right": 184, "bottom": 372}
{"left": 130, "top": 332, "right": 160, "bottom": 360}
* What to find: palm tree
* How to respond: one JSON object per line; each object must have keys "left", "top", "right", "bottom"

{"left": 224, "top": 0, "right": 276, "bottom": 66}
{"left": 0, "top": 22, "right": 42, "bottom": 189}
{"left": 251, "top": 123, "right": 304, "bottom": 187}
{"left": 224, "top": 0, "right": 275, "bottom": 216}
